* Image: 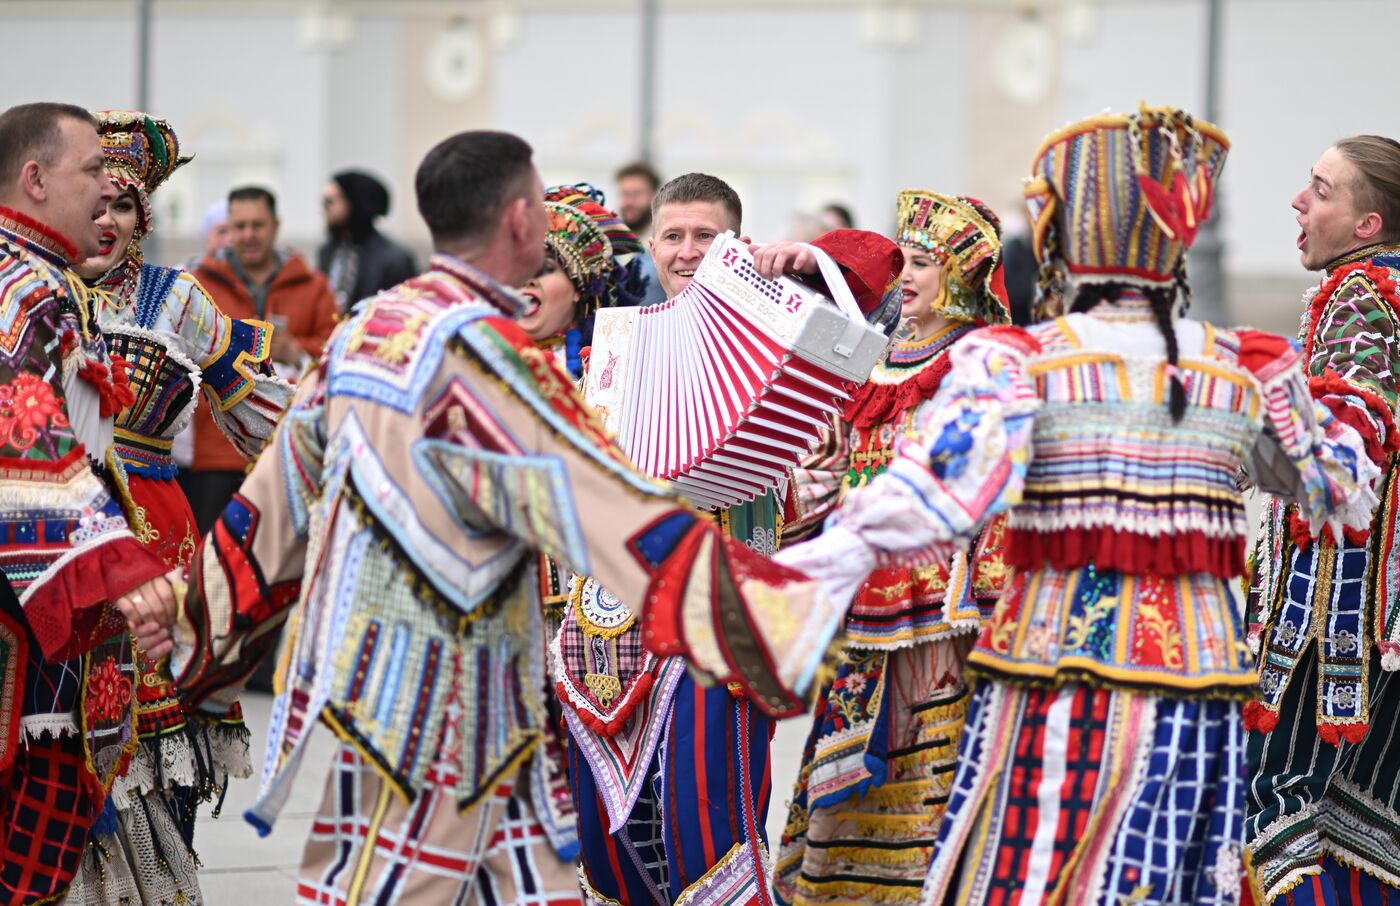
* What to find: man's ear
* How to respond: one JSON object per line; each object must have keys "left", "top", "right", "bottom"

{"left": 1358, "top": 211, "right": 1385, "bottom": 243}
{"left": 17, "top": 159, "right": 44, "bottom": 204}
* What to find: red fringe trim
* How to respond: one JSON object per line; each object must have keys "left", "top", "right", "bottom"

{"left": 556, "top": 671, "right": 656, "bottom": 737}
{"left": 843, "top": 355, "right": 952, "bottom": 428}
{"left": 77, "top": 354, "right": 138, "bottom": 419}
{"left": 1317, "top": 721, "right": 1368, "bottom": 746}
{"left": 1243, "top": 700, "right": 1279, "bottom": 733}
{"left": 1305, "top": 259, "right": 1400, "bottom": 359}
{"left": 1006, "top": 526, "right": 1245, "bottom": 578}
{"left": 1288, "top": 512, "right": 1370, "bottom": 549}
{"left": 25, "top": 537, "right": 168, "bottom": 660}
{"left": 0, "top": 204, "right": 79, "bottom": 262}
{"left": 1310, "top": 368, "right": 1400, "bottom": 463}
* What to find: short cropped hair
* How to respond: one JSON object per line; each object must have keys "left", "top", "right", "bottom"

{"left": 652, "top": 172, "right": 742, "bottom": 232}
{"left": 615, "top": 160, "right": 661, "bottom": 192}
{"left": 0, "top": 102, "right": 95, "bottom": 187}
{"left": 228, "top": 185, "right": 278, "bottom": 218}
{"left": 415, "top": 130, "right": 535, "bottom": 246}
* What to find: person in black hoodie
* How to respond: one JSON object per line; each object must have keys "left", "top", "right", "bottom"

{"left": 317, "top": 169, "right": 418, "bottom": 311}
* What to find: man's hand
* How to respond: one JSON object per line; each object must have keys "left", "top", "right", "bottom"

{"left": 130, "top": 622, "right": 173, "bottom": 661}
{"left": 748, "top": 241, "right": 821, "bottom": 280}
{"left": 115, "top": 574, "right": 179, "bottom": 657}
{"left": 270, "top": 328, "right": 304, "bottom": 364}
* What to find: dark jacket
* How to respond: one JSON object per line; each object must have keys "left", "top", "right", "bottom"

{"left": 317, "top": 230, "right": 417, "bottom": 309}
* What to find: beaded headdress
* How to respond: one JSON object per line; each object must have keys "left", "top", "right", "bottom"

{"left": 545, "top": 183, "right": 642, "bottom": 258}
{"left": 1025, "top": 103, "right": 1229, "bottom": 320}
{"left": 543, "top": 184, "right": 644, "bottom": 316}
{"left": 95, "top": 110, "right": 189, "bottom": 237}
{"left": 895, "top": 189, "right": 1009, "bottom": 325}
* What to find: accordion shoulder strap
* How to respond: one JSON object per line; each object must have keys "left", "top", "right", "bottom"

{"left": 800, "top": 240, "right": 869, "bottom": 358}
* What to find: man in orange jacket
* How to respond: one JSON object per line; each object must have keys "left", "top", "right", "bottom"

{"left": 188, "top": 185, "right": 338, "bottom": 532}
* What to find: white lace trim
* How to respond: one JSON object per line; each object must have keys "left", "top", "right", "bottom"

{"left": 21, "top": 712, "right": 78, "bottom": 740}
{"left": 1008, "top": 505, "right": 1247, "bottom": 537}
{"left": 110, "top": 725, "right": 252, "bottom": 810}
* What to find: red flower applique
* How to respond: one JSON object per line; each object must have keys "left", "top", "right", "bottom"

{"left": 0, "top": 372, "right": 69, "bottom": 452}
{"left": 85, "top": 656, "right": 133, "bottom": 726}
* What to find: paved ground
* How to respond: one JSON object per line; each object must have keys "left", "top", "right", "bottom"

{"left": 195, "top": 691, "right": 811, "bottom": 903}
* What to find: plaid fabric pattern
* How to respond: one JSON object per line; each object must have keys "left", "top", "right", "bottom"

{"left": 297, "top": 742, "right": 580, "bottom": 906}
{"left": 0, "top": 734, "right": 103, "bottom": 903}
{"left": 1258, "top": 540, "right": 1372, "bottom": 729}
{"left": 1248, "top": 646, "right": 1400, "bottom": 902}
{"left": 921, "top": 682, "right": 1247, "bottom": 906}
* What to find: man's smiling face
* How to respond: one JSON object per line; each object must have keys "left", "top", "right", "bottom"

{"left": 649, "top": 200, "right": 737, "bottom": 298}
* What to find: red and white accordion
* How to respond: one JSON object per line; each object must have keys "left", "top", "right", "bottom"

{"left": 585, "top": 232, "right": 890, "bottom": 509}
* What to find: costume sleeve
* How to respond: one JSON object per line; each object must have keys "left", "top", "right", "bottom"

{"left": 410, "top": 318, "right": 839, "bottom": 717}
{"left": 0, "top": 268, "right": 166, "bottom": 659}
{"left": 1303, "top": 270, "right": 1400, "bottom": 466}
{"left": 777, "top": 326, "right": 1040, "bottom": 608}
{"left": 162, "top": 271, "right": 294, "bottom": 459}
{"left": 170, "top": 373, "right": 322, "bottom": 704}
{"left": 1238, "top": 328, "right": 1381, "bottom": 539}
{"left": 783, "top": 414, "right": 849, "bottom": 543}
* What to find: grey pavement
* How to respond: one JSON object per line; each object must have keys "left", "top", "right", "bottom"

{"left": 194, "top": 690, "right": 811, "bottom": 902}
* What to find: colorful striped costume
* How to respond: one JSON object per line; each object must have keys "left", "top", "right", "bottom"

{"left": 1245, "top": 243, "right": 1400, "bottom": 905}
{"left": 0, "top": 208, "right": 169, "bottom": 902}
{"left": 778, "top": 106, "right": 1381, "bottom": 906}
{"left": 556, "top": 228, "right": 903, "bottom": 906}
{"left": 69, "top": 260, "right": 292, "bottom": 905}
{"left": 775, "top": 190, "right": 1012, "bottom": 906}
{"left": 168, "top": 254, "right": 845, "bottom": 905}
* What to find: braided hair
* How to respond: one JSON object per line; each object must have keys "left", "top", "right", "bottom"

{"left": 1069, "top": 281, "right": 1187, "bottom": 422}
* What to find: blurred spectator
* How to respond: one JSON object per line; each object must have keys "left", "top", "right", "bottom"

{"left": 187, "top": 185, "right": 338, "bottom": 533}
{"left": 181, "top": 198, "right": 229, "bottom": 270}
{"left": 615, "top": 160, "right": 667, "bottom": 305}
{"left": 788, "top": 212, "right": 826, "bottom": 242}
{"left": 821, "top": 201, "right": 855, "bottom": 230}
{"left": 318, "top": 169, "right": 417, "bottom": 311}
{"left": 999, "top": 202, "right": 1037, "bottom": 326}
{"left": 174, "top": 198, "right": 234, "bottom": 471}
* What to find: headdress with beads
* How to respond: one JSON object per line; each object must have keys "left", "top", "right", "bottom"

{"left": 1024, "top": 103, "right": 1229, "bottom": 321}
{"left": 895, "top": 189, "right": 1009, "bottom": 325}
{"left": 542, "top": 184, "right": 648, "bottom": 316}
{"left": 539, "top": 185, "right": 651, "bottom": 377}
{"left": 95, "top": 110, "right": 189, "bottom": 238}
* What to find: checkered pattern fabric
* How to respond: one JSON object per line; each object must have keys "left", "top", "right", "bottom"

{"left": 297, "top": 741, "right": 580, "bottom": 906}
{"left": 921, "top": 682, "right": 1247, "bottom": 906}
{"left": 1248, "top": 645, "right": 1400, "bottom": 903}
{"left": 0, "top": 734, "right": 103, "bottom": 902}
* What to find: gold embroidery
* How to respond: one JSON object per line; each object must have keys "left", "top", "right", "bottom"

{"left": 584, "top": 672, "right": 622, "bottom": 707}
{"left": 1138, "top": 596, "right": 1184, "bottom": 670}
{"left": 128, "top": 505, "right": 160, "bottom": 545}
{"left": 375, "top": 312, "right": 429, "bottom": 365}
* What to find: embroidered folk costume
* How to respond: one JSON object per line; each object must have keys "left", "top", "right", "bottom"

{"left": 556, "top": 228, "right": 903, "bottom": 906}
{"left": 0, "top": 204, "right": 171, "bottom": 901}
{"left": 167, "top": 244, "right": 852, "bottom": 905}
{"left": 774, "top": 191, "right": 1012, "bottom": 906}
{"left": 62, "top": 110, "right": 293, "bottom": 906}
{"left": 777, "top": 105, "right": 1381, "bottom": 906}
{"left": 1244, "top": 239, "right": 1400, "bottom": 903}
{"left": 528, "top": 184, "right": 648, "bottom": 868}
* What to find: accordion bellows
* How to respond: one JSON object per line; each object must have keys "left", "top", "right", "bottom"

{"left": 586, "top": 232, "right": 890, "bottom": 509}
